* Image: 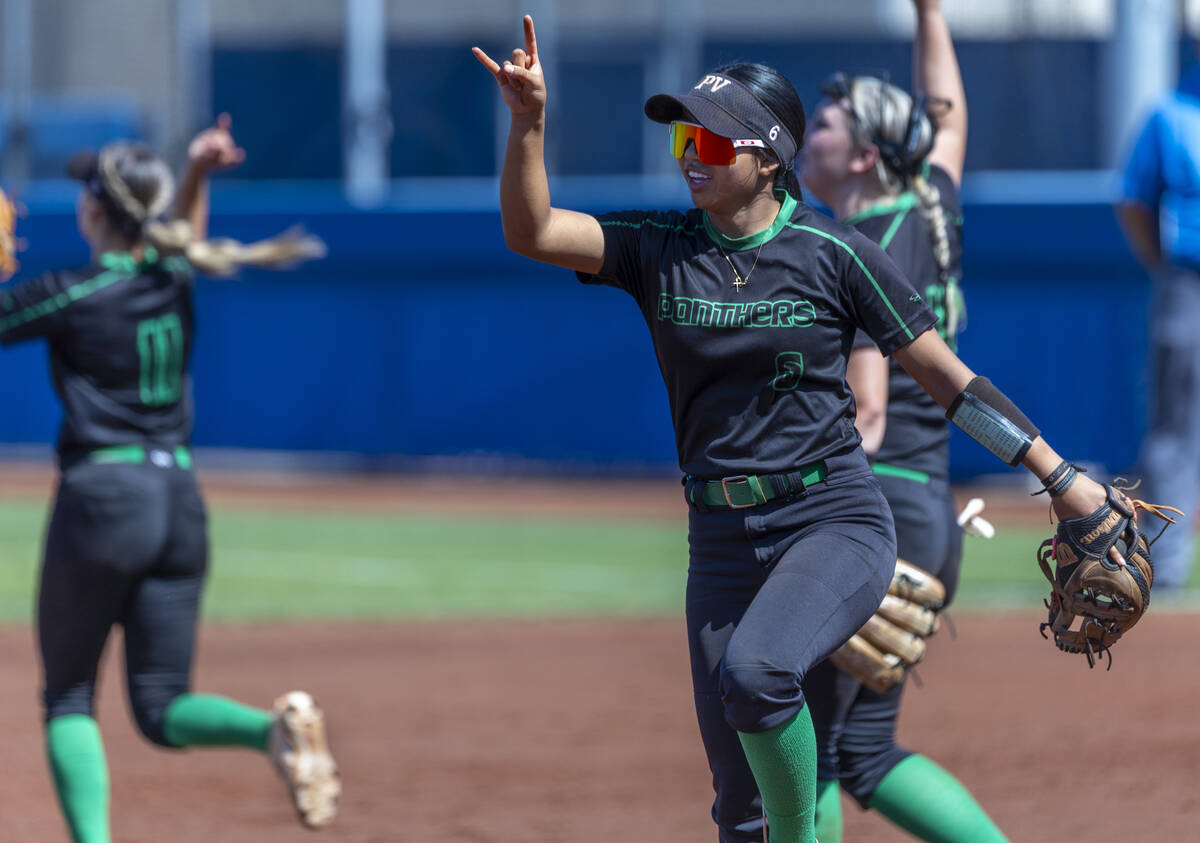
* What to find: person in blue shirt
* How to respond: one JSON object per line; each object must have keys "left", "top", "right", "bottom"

{"left": 1116, "top": 61, "right": 1200, "bottom": 592}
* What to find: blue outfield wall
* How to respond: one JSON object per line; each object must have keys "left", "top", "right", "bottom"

{"left": 0, "top": 183, "right": 1151, "bottom": 481}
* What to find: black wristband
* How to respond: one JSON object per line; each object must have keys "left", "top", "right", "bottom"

{"left": 1032, "top": 460, "right": 1083, "bottom": 497}
{"left": 1046, "top": 466, "right": 1078, "bottom": 498}
{"left": 1038, "top": 460, "right": 1072, "bottom": 489}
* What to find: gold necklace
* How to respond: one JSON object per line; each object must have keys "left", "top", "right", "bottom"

{"left": 716, "top": 239, "right": 766, "bottom": 291}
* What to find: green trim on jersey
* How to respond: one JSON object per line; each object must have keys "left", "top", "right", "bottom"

{"left": 840, "top": 191, "right": 918, "bottom": 226}
{"left": 163, "top": 256, "right": 194, "bottom": 274}
{"left": 878, "top": 207, "right": 912, "bottom": 251}
{"left": 99, "top": 248, "right": 160, "bottom": 271}
{"left": 787, "top": 223, "right": 916, "bottom": 340}
{"left": 702, "top": 190, "right": 797, "bottom": 251}
{"left": 0, "top": 265, "right": 137, "bottom": 336}
{"left": 0, "top": 249, "right": 195, "bottom": 337}
{"left": 839, "top": 159, "right": 934, "bottom": 226}
{"left": 598, "top": 217, "right": 697, "bottom": 233}
{"left": 100, "top": 248, "right": 194, "bottom": 277}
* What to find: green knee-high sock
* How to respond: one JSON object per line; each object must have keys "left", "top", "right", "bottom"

{"left": 162, "top": 693, "right": 273, "bottom": 751}
{"left": 738, "top": 707, "right": 817, "bottom": 843}
{"left": 814, "top": 779, "right": 843, "bottom": 843}
{"left": 868, "top": 754, "right": 1008, "bottom": 843}
{"left": 46, "top": 715, "right": 110, "bottom": 843}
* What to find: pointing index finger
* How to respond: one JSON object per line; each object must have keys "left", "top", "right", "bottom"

{"left": 471, "top": 46, "right": 502, "bottom": 78}
{"left": 524, "top": 15, "right": 538, "bottom": 62}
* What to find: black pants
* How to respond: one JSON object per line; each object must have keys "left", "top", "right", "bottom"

{"left": 807, "top": 471, "right": 962, "bottom": 807}
{"left": 38, "top": 458, "right": 208, "bottom": 747}
{"left": 685, "top": 472, "right": 896, "bottom": 843}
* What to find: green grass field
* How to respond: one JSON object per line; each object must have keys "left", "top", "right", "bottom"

{"left": 0, "top": 496, "right": 1193, "bottom": 623}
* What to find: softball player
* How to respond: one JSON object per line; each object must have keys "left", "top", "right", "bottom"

{"left": 476, "top": 16, "right": 1116, "bottom": 843}
{"left": 0, "top": 119, "right": 339, "bottom": 842}
{"left": 798, "top": 2, "right": 1006, "bottom": 840}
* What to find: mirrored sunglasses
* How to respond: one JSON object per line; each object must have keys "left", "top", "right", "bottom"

{"left": 669, "top": 122, "right": 766, "bottom": 166}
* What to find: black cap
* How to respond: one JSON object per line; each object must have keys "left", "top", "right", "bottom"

{"left": 645, "top": 73, "right": 798, "bottom": 166}
{"left": 66, "top": 149, "right": 100, "bottom": 183}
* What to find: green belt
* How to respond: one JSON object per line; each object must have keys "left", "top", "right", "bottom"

{"left": 692, "top": 461, "right": 828, "bottom": 509}
{"left": 871, "top": 462, "right": 930, "bottom": 484}
{"left": 89, "top": 445, "right": 193, "bottom": 470}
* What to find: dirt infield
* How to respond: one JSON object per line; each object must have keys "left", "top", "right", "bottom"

{"left": 1, "top": 464, "right": 1197, "bottom": 841}
{"left": 1, "top": 615, "right": 1198, "bottom": 842}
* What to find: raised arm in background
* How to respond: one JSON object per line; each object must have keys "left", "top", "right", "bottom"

{"left": 171, "top": 113, "right": 246, "bottom": 240}
{"left": 913, "top": 0, "right": 967, "bottom": 185}
{"left": 472, "top": 16, "right": 605, "bottom": 274}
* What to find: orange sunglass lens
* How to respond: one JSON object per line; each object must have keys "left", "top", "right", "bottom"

{"left": 669, "top": 123, "right": 735, "bottom": 165}
{"left": 695, "top": 130, "right": 736, "bottom": 165}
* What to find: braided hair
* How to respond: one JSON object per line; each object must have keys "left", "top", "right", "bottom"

{"left": 840, "top": 76, "right": 960, "bottom": 337}
{"left": 87, "top": 142, "right": 325, "bottom": 275}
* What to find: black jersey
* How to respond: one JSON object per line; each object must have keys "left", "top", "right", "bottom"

{"left": 0, "top": 250, "right": 196, "bottom": 457}
{"left": 847, "top": 165, "right": 964, "bottom": 480}
{"left": 578, "top": 191, "right": 938, "bottom": 479}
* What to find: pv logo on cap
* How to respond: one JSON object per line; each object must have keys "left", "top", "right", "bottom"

{"left": 695, "top": 75, "right": 732, "bottom": 93}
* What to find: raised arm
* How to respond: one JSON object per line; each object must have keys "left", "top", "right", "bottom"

{"left": 473, "top": 15, "right": 605, "bottom": 274}
{"left": 913, "top": 0, "right": 967, "bottom": 185}
{"left": 172, "top": 113, "right": 246, "bottom": 241}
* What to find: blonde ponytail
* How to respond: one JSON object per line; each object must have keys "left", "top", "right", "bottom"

{"left": 144, "top": 219, "right": 326, "bottom": 277}
{"left": 911, "top": 174, "right": 951, "bottom": 274}
{"left": 91, "top": 142, "right": 325, "bottom": 276}
{"left": 911, "top": 173, "right": 962, "bottom": 337}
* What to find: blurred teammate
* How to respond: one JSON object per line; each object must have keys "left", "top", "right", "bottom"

{"left": 798, "top": 1, "right": 1005, "bottom": 840}
{"left": 0, "top": 117, "right": 340, "bottom": 842}
{"left": 477, "top": 15, "right": 1118, "bottom": 843}
{"left": 1117, "top": 53, "right": 1200, "bottom": 593}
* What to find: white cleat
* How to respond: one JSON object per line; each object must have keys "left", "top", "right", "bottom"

{"left": 957, "top": 497, "right": 996, "bottom": 539}
{"left": 268, "top": 690, "right": 341, "bottom": 828}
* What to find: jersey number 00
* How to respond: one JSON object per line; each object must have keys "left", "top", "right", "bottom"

{"left": 136, "top": 313, "right": 184, "bottom": 407}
